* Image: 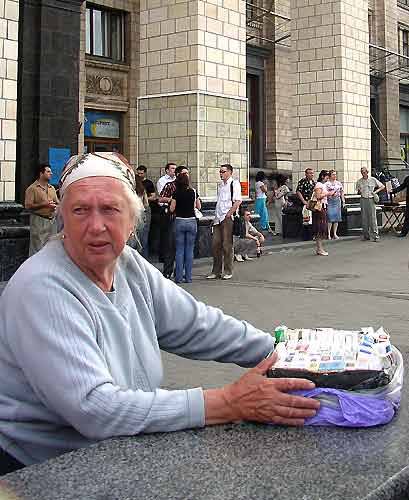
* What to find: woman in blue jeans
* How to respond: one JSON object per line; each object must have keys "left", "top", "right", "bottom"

{"left": 170, "top": 173, "right": 201, "bottom": 283}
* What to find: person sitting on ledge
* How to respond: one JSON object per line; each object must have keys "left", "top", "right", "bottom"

{"left": 0, "top": 153, "right": 319, "bottom": 474}
{"left": 234, "top": 209, "right": 265, "bottom": 261}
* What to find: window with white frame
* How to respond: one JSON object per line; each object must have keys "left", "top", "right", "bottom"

{"left": 368, "top": 10, "right": 375, "bottom": 45}
{"left": 86, "top": 4, "right": 125, "bottom": 62}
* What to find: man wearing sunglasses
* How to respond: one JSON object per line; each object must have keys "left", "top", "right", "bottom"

{"left": 207, "top": 164, "right": 242, "bottom": 280}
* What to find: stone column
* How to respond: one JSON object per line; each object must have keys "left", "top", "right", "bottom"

{"left": 265, "top": 0, "right": 292, "bottom": 172}
{"left": 138, "top": 0, "right": 248, "bottom": 198}
{"left": 17, "top": 0, "right": 82, "bottom": 201}
{"left": 375, "top": 0, "right": 401, "bottom": 172}
{"left": 291, "top": 0, "right": 371, "bottom": 194}
{"left": 0, "top": 0, "right": 18, "bottom": 201}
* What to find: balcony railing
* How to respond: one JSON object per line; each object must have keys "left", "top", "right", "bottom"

{"left": 245, "top": 1, "right": 290, "bottom": 47}
{"left": 369, "top": 43, "right": 409, "bottom": 83}
{"left": 398, "top": 0, "right": 409, "bottom": 10}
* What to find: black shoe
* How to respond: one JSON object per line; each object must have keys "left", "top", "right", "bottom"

{"left": 399, "top": 233, "right": 408, "bottom": 238}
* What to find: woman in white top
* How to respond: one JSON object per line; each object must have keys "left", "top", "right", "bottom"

{"left": 312, "top": 170, "right": 334, "bottom": 256}
{"left": 269, "top": 174, "right": 290, "bottom": 236}
{"left": 254, "top": 171, "right": 270, "bottom": 231}
{"left": 325, "top": 170, "right": 345, "bottom": 240}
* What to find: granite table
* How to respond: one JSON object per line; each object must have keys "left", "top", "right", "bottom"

{"left": 2, "top": 349, "right": 409, "bottom": 500}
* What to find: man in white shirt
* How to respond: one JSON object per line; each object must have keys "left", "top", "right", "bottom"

{"left": 155, "top": 162, "right": 177, "bottom": 264}
{"left": 157, "top": 162, "right": 176, "bottom": 194}
{"left": 207, "top": 164, "right": 242, "bottom": 280}
{"left": 356, "top": 167, "right": 385, "bottom": 242}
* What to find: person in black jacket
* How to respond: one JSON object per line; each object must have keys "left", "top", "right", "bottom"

{"left": 392, "top": 176, "right": 409, "bottom": 237}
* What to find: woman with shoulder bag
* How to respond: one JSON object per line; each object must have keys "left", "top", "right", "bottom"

{"left": 170, "top": 173, "right": 201, "bottom": 283}
{"left": 254, "top": 171, "right": 270, "bottom": 232}
{"left": 270, "top": 174, "right": 290, "bottom": 236}
{"left": 312, "top": 170, "right": 335, "bottom": 256}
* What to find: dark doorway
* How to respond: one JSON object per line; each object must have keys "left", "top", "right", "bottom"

{"left": 370, "top": 90, "right": 380, "bottom": 172}
{"left": 247, "top": 73, "right": 262, "bottom": 169}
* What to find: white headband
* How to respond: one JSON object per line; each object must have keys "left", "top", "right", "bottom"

{"left": 59, "top": 152, "right": 136, "bottom": 196}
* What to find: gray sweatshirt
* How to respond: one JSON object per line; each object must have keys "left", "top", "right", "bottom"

{"left": 0, "top": 240, "right": 274, "bottom": 465}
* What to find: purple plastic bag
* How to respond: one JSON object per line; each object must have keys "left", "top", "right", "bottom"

{"left": 292, "top": 388, "right": 397, "bottom": 427}
{"left": 269, "top": 347, "right": 403, "bottom": 428}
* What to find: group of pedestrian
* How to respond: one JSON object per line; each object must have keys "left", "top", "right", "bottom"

{"left": 23, "top": 155, "right": 389, "bottom": 286}
{"left": 296, "top": 168, "right": 345, "bottom": 256}
{"left": 253, "top": 170, "right": 290, "bottom": 236}
{"left": 295, "top": 166, "right": 385, "bottom": 256}
{"left": 150, "top": 163, "right": 200, "bottom": 283}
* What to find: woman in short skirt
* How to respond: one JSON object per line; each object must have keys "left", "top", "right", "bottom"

{"left": 325, "top": 170, "right": 345, "bottom": 239}
{"left": 312, "top": 170, "right": 333, "bottom": 256}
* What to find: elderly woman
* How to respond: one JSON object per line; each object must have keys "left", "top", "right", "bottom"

{"left": 0, "top": 153, "right": 319, "bottom": 474}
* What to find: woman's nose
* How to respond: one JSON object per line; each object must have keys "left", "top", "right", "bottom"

{"left": 88, "top": 212, "right": 106, "bottom": 233}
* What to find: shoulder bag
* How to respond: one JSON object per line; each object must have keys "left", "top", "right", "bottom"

{"left": 307, "top": 190, "right": 322, "bottom": 212}
{"left": 193, "top": 189, "right": 203, "bottom": 219}
{"left": 230, "top": 181, "right": 245, "bottom": 237}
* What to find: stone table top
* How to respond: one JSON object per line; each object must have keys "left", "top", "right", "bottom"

{"left": 3, "top": 348, "right": 409, "bottom": 500}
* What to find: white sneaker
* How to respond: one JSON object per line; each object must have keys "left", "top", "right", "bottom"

{"left": 222, "top": 274, "right": 233, "bottom": 280}
{"left": 235, "top": 254, "right": 244, "bottom": 262}
{"left": 206, "top": 273, "right": 219, "bottom": 279}
{"left": 243, "top": 255, "right": 253, "bottom": 261}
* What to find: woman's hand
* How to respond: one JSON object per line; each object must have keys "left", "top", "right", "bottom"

{"left": 204, "top": 354, "right": 320, "bottom": 426}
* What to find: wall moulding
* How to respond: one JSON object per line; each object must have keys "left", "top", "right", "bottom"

{"left": 84, "top": 98, "right": 130, "bottom": 113}
{"left": 86, "top": 58, "right": 131, "bottom": 73}
{"left": 86, "top": 74, "right": 122, "bottom": 96}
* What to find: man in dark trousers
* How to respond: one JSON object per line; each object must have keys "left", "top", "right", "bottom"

{"left": 296, "top": 168, "right": 316, "bottom": 240}
{"left": 392, "top": 175, "right": 409, "bottom": 237}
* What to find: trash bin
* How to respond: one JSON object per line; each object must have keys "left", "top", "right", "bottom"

{"left": 282, "top": 205, "right": 303, "bottom": 239}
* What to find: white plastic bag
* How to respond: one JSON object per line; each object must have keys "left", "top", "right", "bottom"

{"left": 302, "top": 205, "right": 312, "bottom": 225}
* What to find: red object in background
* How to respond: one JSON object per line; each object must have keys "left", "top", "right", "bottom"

{"left": 240, "top": 181, "right": 249, "bottom": 196}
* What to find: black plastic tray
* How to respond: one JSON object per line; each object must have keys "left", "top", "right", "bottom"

{"left": 267, "top": 368, "right": 391, "bottom": 390}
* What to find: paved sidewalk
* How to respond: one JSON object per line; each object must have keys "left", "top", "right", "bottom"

{"left": 151, "top": 234, "right": 359, "bottom": 273}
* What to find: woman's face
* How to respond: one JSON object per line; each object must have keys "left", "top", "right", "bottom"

{"left": 61, "top": 177, "right": 134, "bottom": 275}
{"left": 330, "top": 171, "right": 337, "bottom": 181}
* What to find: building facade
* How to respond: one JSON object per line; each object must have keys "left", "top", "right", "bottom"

{"left": 0, "top": 0, "right": 18, "bottom": 203}
{"left": 3, "top": 0, "right": 409, "bottom": 204}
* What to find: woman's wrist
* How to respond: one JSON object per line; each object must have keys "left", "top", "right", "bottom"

{"left": 204, "top": 387, "right": 237, "bottom": 425}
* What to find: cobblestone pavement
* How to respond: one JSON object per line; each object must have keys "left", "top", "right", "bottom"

{"left": 162, "top": 233, "right": 409, "bottom": 390}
